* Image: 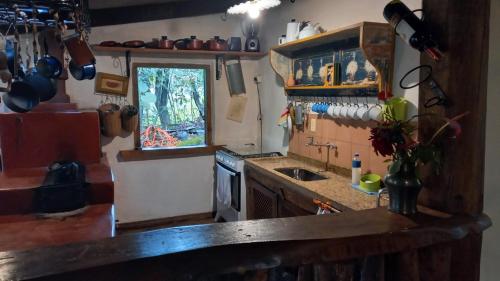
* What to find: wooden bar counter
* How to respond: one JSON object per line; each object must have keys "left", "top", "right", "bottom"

{"left": 0, "top": 207, "right": 490, "bottom": 281}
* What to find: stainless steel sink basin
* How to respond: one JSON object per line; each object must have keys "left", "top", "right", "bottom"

{"left": 274, "top": 167, "right": 328, "bottom": 181}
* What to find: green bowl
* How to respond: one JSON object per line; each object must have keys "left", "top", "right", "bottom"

{"left": 360, "top": 174, "right": 381, "bottom": 192}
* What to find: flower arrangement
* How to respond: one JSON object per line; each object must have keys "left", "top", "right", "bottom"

{"left": 369, "top": 109, "right": 469, "bottom": 176}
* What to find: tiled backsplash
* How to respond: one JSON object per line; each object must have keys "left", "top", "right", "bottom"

{"left": 288, "top": 114, "right": 389, "bottom": 176}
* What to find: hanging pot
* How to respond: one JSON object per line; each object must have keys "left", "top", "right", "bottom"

{"left": 98, "top": 103, "right": 122, "bottom": 137}
{"left": 383, "top": 160, "right": 423, "bottom": 215}
{"left": 121, "top": 104, "right": 139, "bottom": 132}
{"left": 36, "top": 55, "right": 62, "bottom": 79}
{"left": 36, "top": 54, "right": 62, "bottom": 79}
{"left": 24, "top": 71, "right": 57, "bottom": 102}
{"left": 2, "top": 80, "right": 40, "bottom": 113}
{"left": 63, "top": 33, "right": 96, "bottom": 66}
{"left": 69, "top": 60, "right": 96, "bottom": 80}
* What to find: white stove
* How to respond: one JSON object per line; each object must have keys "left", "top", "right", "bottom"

{"left": 214, "top": 145, "right": 281, "bottom": 222}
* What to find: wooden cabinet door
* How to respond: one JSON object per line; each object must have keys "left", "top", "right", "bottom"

{"left": 246, "top": 178, "right": 278, "bottom": 220}
{"left": 278, "top": 198, "right": 313, "bottom": 218}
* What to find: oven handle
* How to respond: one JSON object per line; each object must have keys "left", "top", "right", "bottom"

{"left": 216, "top": 163, "right": 237, "bottom": 177}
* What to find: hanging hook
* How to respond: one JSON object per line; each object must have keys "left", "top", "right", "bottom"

{"left": 125, "top": 50, "right": 131, "bottom": 78}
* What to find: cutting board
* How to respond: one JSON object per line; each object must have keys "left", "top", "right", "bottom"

{"left": 226, "top": 95, "right": 248, "bottom": 123}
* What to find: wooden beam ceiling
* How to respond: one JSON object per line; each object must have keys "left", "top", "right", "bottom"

{"left": 89, "top": 0, "right": 244, "bottom": 26}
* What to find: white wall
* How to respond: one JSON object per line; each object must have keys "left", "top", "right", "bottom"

{"left": 66, "top": 14, "right": 261, "bottom": 223}
{"left": 481, "top": 0, "right": 500, "bottom": 280}
{"left": 255, "top": 0, "right": 421, "bottom": 154}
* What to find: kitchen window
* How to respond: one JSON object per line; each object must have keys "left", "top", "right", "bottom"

{"left": 120, "top": 63, "right": 215, "bottom": 161}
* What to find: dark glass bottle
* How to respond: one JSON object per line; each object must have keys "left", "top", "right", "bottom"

{"left": 383, "top": 0, "right": 442, "bottom": 61}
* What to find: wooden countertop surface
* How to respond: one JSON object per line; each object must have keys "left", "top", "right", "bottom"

{"left": 245, "top": 156, "right": 384, "bottom": 211}
{"left": 0, "top": 204, "right": 115, "bottom": 252}
{"left": 0, "top": 207, "right": 490, "bottom": 280}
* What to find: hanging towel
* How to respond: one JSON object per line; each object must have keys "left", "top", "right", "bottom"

{"left": 216, "top": 164, "right": 232, "bottom": 210}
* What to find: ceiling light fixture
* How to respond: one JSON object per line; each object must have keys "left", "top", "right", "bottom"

{"left": 227, "top": 0, "right": 281, "bottom": 19}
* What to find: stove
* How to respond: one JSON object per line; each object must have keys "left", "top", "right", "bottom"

{"left": 214, "top": 144, "right": 281, "bottom": 222}
{"left": 220, "top": 144, "right": 282, "bottom": 159}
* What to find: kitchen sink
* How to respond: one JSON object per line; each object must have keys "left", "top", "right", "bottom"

{"left": 274, "top": 168, "right": 328, "bottom": 181}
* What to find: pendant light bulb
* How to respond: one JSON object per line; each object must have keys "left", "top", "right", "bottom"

{"left": 227, "top": 0, "right": 281, "bottom": 17}
{"left": 248, "top": 8, "right": 261, "bottom": 19}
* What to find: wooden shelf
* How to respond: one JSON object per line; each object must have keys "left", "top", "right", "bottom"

{"left": 92, "top": 45, "right": 267, "bottom": 60}
{"left": 269, "top": 22, "right": 395, "bottom": 99}
{"left": 271, "top": 22, "right": 368, "bottom": 57}
{"left": 285, "top": 84, "right": 378, "bottom": 91}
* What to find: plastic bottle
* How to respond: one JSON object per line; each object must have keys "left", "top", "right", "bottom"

{"left": 352, "top": 153, "right": 361, "bottom": 185}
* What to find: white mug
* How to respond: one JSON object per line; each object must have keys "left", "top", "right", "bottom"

{"left": 327, "top": 104, "right": 335, "bottom": 117}
{"left": 348, "top": 105, "right": 360, "bottom": 120}
{"left": 333, "top": 103, "right": 342, "bottom": 118}
{"left": 340, "top": 104, "right": 349, "bottom": 118}
{"left": 367, "top": 104, "right": 383, "bottom": 121}
{"left": 356, "top": 105, "right": 370, "bottom": 121}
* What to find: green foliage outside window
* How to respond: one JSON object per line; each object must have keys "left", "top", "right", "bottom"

{"left": 136, "top": 66, "right": 207, "bottom": 148}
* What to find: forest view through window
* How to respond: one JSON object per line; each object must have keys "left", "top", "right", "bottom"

{"left": 135, "top": 64, "right": 209, "bottom": 149}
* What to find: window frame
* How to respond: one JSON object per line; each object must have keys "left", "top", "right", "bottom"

{"left": 121, "top": 62, "right": 214, "bottom": 161}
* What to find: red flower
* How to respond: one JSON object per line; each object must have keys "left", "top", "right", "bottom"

{"left": 369, "top": 127, "right": 396, "bottom": 157}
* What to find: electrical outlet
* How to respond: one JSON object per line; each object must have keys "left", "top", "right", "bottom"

{"left": 310, "top": 118, "right": 317, "bottom": 132}
{"left": 254, "top": 75, "right": 263, "bottom": 83}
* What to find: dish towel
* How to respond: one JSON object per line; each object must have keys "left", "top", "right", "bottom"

{"left": 216, "top": 165, "right": 232, "bottom": 210}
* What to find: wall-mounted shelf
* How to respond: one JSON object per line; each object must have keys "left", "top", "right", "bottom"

{"left": 270, "top": 22, "right": 395, "bottom": 99}
{"left": 285, "top": 84, "right": 379, "bottom": 97}
{"left": 92, "top": 45, "right": 267, "bottom": 60}
{"left": 285, "top": 84, "right": 378, "bottom": 90}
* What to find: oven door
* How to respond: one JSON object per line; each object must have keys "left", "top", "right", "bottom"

{"left": 216, "top": 162, "right": 241, "bottom": 212}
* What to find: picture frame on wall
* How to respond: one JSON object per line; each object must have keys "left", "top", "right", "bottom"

{"left": 95, "top": 72, "right": 129, "bottom": 96}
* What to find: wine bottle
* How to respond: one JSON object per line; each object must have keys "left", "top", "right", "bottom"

{"left": 383, "top": 0, "right": 442, "bottom": 61}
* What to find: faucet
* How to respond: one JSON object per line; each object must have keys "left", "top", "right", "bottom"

{"left": 377, "top": 188, "right": 389, "bottom": 207}
{"left": 305, "top": 137, "right": 337, "bottom": 172}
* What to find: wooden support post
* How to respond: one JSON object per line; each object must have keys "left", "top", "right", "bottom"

{"left": 418, "top": 0, "right": 490, "bottom": 216}
{"left": 418, "top": 1, "right": 490, "bottom": 281}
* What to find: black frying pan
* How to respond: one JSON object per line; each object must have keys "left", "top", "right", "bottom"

{"left": 2, "top": 81, "right": 40, "bottom": 113}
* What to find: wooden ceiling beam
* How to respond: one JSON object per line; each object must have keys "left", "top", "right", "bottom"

{"left": 89, "top": 0, "right": 243, "bottom": 27}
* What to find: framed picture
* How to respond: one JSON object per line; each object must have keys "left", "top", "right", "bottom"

{"left": 95, "top": 72, "right": 129, "bottom": 96}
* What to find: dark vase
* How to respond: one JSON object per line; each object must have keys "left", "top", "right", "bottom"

{"left": 384, "top": 161, "right": 422, "bottom": 215}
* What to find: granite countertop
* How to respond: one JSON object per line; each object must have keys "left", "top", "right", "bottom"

{"left": 245, "top": 156, "right": 385, "bottom": 211}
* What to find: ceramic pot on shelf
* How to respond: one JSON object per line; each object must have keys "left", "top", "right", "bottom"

{"left": 159, "top": 36, "right": 174, "bottom": 49}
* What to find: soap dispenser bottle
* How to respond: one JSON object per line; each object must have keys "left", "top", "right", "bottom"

{"left": 352, "top": 153, "right": 361, "bottom": 185}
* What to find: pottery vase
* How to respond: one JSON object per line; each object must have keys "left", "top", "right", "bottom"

{"left": 384, "top": 161, "right": 422, "bottom": 215}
